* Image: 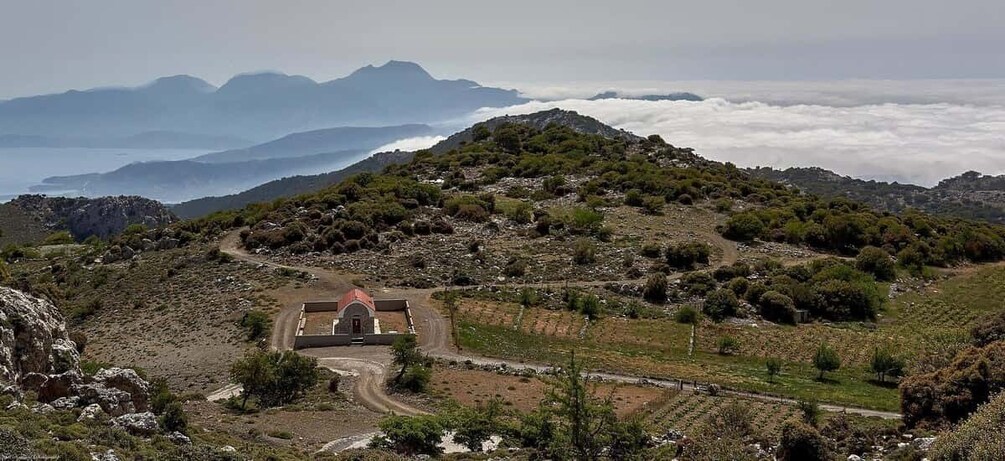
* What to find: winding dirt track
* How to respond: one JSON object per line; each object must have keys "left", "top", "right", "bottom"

{"left": 218, "top": 230, "right": 900, "bottom": 420}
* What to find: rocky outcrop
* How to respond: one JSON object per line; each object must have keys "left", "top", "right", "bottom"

{"left": 111, "top": 412, "right": 159, "bottom": 436}
{"left": 0, "top": 286, "right": 80, "bottom": 384}
{"left": 7, "top": 194, "right": 177, "bottom": 240}
{"left": 1, "top": 286, "right": 153, "bottom": 420}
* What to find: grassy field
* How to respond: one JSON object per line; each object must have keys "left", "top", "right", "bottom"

{"left": 451, "top": 264, "right": 1005, "bottom": 412}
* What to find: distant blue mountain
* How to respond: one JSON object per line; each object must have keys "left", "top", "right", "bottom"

{"left": 0, "top": 61, "right": 525, "bottom": 142}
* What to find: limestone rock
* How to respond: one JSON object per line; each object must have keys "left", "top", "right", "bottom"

{"left": 78, "top": 403, "right": 105, "bottom": 421}
{"left": 111, "top": 412, "right": 159, "bottom": 436}
{"left": 8, "top": 194, "right": 177, "bottom": 240}
{"left": 167, "top": 431, "right": 192, "bottom": 445}
{"left": 93, "top": 367, "right": 150, "bottom": 412}
{"left": 50, "top": 395, "right": 81, "bottom": 410}
{"left": 91, "top": 449, "right": 121, "bottom": 461}
{"left": 0, "top": 287, "right": 80, "bottom": 384}
{"left": 73, "top": 383, "right": 136, "bottom": 416}
{"left": 37, "top": 370, "right": 84, "bottom": 402}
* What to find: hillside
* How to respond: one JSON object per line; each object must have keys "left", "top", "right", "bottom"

{"left": 172, "top": 109, "right": 643, "bottom": 218}
{"left": 3, "top": 194, "right": 177, "bottom": 241}
{"left": 192, "top": 124, "right": 434, "bottom": 163}
{"left": 172, "top": 150, "right": 416, "bottom": 219}
{"left": 0, "top": 61, "right": 525, "bottom": 141}
{"left": 34, "top": 149, "right": 371, "bottom": 203}
{"left": 750, "top": 167, "right": 1005, "bottom": 223}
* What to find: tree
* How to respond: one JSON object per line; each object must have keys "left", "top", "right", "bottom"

{"left": 229, "top": 350, "right": 318, "bottom": 409}
{"left": 703, "top": 289, "right": 739, "bottom": 322}
{"left": 765, "top": 357, "right": 782, "bottom": 383}
{"left": 160, "top": 402, "right": 188, "bottom": 434}
{"left": 797, "top": 399, "right": 822, "bottom": 427}
{"left": 391, "top": 334, "right": 429, "bottom": 391}
{"left": 643, "top": 273, "right": 667, "bottom": 303}
{"left": 443, "top": 290, "right": 461, "bottom": 350}
{"left": 870, "top": 347, "right": 905, "bottom": 383}
{"left": 452, "top": 398, "right": 504, "bottom": 452}
{"left": 230, "top": 350, "right": 275, "bottom": 410}
{"left": 855, "top": 246, "right": 896, "bottom": 281}
{"left": 777, "top": 419, "right": 830, "bottom": 461}
{"left": 546, "top": 352, "right": 616, "bottom": 461}
{"left": 370, "top": 414, "right": 444, "bottom": 456}
{"left": 607, "top": 416, "right": 651, "bottom": 460}
{"left": 812, "top": 343, "right": 841, "bottom": 380}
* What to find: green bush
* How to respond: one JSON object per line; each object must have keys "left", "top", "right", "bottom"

{"left": 370, "top": 414, "right": 444, "bottom": 456}
{"left": 643, "top": 273, "right": 668, "bottom": 303}
{"left": 703, "top": 289, "right": 739, "bottom": 322}
{"left": 777, "top": 419, "right": 830, "bottom": 461}
{"left": 757, "top": 291, "right": 797, "bottom": 324}
{"left": 666, "top": 241, "right": 711, "bottom": 269}
{"left": 572, "top": 238, "right": 596, "bottom": 265}
{"left": 675, "top": 306, "right": 701, "bottom": 325}
{"left": 812, "top": 343, "right": 841, "bottom": 380}
{"left": 855, "top": 246, "right": 896, "bottom": 281}
{"left": 717, "top": 336, "right": 739, "bottom": 355}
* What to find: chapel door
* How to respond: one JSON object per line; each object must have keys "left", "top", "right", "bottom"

{"left": 352, "top": 317, "right": 362, "bottom": 335}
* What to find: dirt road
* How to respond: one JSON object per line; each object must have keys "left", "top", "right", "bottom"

{"left": 217, "top": 230, "right": 901, "bottom": 420}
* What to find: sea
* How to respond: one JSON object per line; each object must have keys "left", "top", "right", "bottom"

{"left": 0, "top": 147, "right": 206, "bottom": 202}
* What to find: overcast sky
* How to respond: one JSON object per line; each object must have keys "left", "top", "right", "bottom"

{"left": 0, "top": 0, "right": 1003, "bottom": 99}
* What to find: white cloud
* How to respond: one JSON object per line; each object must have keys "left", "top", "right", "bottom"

{"left": 370, "top": 135, "right": 446, "bottom": 154}
{"left": 470, "top": 98, "right": 1005, "bottom": 187}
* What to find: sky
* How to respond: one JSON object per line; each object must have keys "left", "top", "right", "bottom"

{"left": 1, "top": 0, "right": 1004, "bottom": 99}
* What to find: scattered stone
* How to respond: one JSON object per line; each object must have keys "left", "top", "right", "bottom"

{"left": 111, "top": 412, "right": 159, "bottom": 436}
{"left": 31, "top": 402, "right": 55, "bottom": 414}
{"left": 78, "top": 403, "right": 105, "bottom": 421}
{"left": 50, "top": 395, "right": 81, "bottom": 410}
{"left": 73, "top": 383, "right": 136, "bottom": 416}
{"left": 167, "top": 431, "right": 192, "bottom": 445}
{"left": 913, "top": 437, "right": 936, "bottom": 451}
{"left": 848, "top": 455, "right": 863, "bottom": 461}
{"left": 91, "top": 449, "right": 120, "bottom": 461}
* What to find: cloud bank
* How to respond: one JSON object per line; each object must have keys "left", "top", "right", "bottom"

{"left": 471, "top": 98, "right": 1005, "bottom": 186}
{"left": 370, "top": 135, "right": 446, "bottom": 154}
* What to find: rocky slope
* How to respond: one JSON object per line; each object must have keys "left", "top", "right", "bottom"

{"left": 6, "top": 194, "right": 177, "bottom": 240}
{"left": 750, "top": 167, "right": 1005, "bottom": 223}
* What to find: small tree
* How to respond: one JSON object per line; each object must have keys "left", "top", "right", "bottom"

{"left": 239, "top": 310, "right": 271, "bottom": 341}
{"left": 443, "top": 290, "right": 461, "bottom": 350}
{"left": 855, "top": 246, "right": 896, "bottom": 281}
{"left": 160, "top": 401, "right": 188, "bottom": 434}
{"left": 870, "top": 347, "right": 905, "bottom": 383}
{"left": 392, "top": 335, "right": 423, "bottom": 383}
{"left": 546, "top": 352, "right": 616, "bottom": 461}
{"left": 766, "top": 357, "right": 782, "bottom": 383}
{"left": 812, "top": 343, "right": 841, "bottom": 380}
{"left": 452, "top": 398, "right": 504, "bottom": 452}
{"left": 230, "top": 350, "right": 275, "bottom": 410}
{"left": 796, "top": 399, "right": 822, "bottom": 427}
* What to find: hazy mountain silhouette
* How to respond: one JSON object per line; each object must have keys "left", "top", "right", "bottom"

{"left": 0, "top": 61, "right": 525, "bottom": 142}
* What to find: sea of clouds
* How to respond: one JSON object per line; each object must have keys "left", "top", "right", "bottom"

{"left": 462, "top": 80, "right": 1005, "bottom": 187}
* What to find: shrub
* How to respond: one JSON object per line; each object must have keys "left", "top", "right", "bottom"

{"left": 643, "top": 273, "right": 668, "bottom": 303}
{"left": 43, "top": 231, "right": 75, "bottom": 245}
{"left": 579, "top": 294, "right": 601, "bottom": 320}
{"left": 454, "top": 204, "right": 490, "bottom": 222}
{"left": 856, "top": 246, "right": 897, "bottom": 281}
{"left": 797, "top": 399, "right": 822, "bottom": 427}
{"left": 681, "top": 271, "right": 717, "bottom": 297}
{"left": 506, "top": 201, "right": 534, "bottom": 224}
{"left": 239, "top": 310, "right": 271, "bottom": 341}
{"left": 641, "top": 195, "right": 665, "bottom": 214}
{"left": 230, "top": 350, "right": 319, "bottom": 409}
{"left": 370, "top": 414, "right": 444, "bottom": 456}
{"left": 641, "top": 243, "right": 662, "bottom": 258}
{"left": 777, "top": 419, "right": 830, "bottom": 461}
{"left": 722, "top": 213, "right": 765, "bottom": 242}
{"left": 675, "top": 305, "right": 701, "bottom": 325}
{"left": 717, "top": 336, "right": 739, "bottom": 355}
{"left": 900, "top": 341, "right": 1005, "bottom": 428}
{"left": 504, "top": 257, "right": 529, "bottom": 277}
{"left": 572, "top": 238, "right": 596, "bottom": 265}
{"left": 766, "top": 357, "right": 782, "bottom": 382}
{"left": 703, "top": 289, "right": 739, "bottom": 322}
{"left": 665, "top": 241, "right": 711, "bottom": 269}
{"left": 929, "top": 391, "right": 1005, "bottom": 461}
{"left": 812, "top": 343, "right": 841, "bottom": 380}
{"left": 727, "top": 277, "right": 750, "bottom": 296}
{"left": 971, "top": 310, "right": 1005, "bottom": 346}
{"left": 566, "top": 207, "right": 604, "bottom": 235}
{"left": 757, "top": 291, "right": 797, "bottom": 324}
{"left": 399, "top": 364, "right": 432, "bottom": 392}
{"left": 160, "top": 402, "right": 188, "bottom": 434}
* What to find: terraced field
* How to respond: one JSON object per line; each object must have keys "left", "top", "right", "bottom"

{"left": 637, "top": 391, "right": 800, "bottom": 438}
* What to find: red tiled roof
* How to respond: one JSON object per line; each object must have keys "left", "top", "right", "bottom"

{"left": 338, "top": 288, "right": 375, "bottom": 310}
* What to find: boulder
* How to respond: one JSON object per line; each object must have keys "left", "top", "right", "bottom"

{"left": 31, "top": 402, "right": 55, "bottom": 414}
{"left": 914, "top": 437, "right": 936, "bottom": 451}
{"left": 50, "top": 396, "right": 81, "bottom": 410}
{"left": 37, "top": 370, "right": 83, "bottom": 402}
{"left": 73, "top": 383, "right": 136, "bottom": 416}
{"left": 167, "top": 431, "right": 192, "bottom": 445}
{"left": 111, "top": 412, "right": 159, "bottom": 436}
{"left": 91, "top": 449, "right": 120, "bottom": 461}
{"left": 93, "top": 367, "right": 150, "bottom": 412}
{"left": 156, "top": 237, "right": 180, "bottom": 250}
{"left": 78, "top": 403, "right": 105, "bottom": 421}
